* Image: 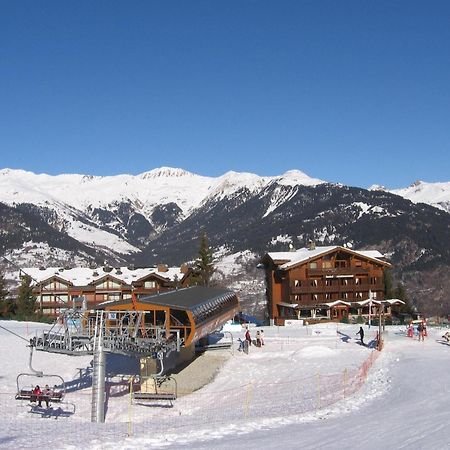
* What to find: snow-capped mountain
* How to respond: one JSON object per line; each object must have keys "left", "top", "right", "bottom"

{"left": 391, "top": 180, "right": 450, "bottom": 213}
{"left": 370, "top": 180, "right": 450, "bottom": 213}
{"left": 0, "top": 167, "right": 324, "bottom": 255}
{"left": 1, "top": 166, "right": 450, "bottom": 316}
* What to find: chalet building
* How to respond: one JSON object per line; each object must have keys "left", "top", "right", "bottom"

{"left": 22, "top": 264, "right": 194, "bottom": 318}
{"left": 261, "top": 245, "right": 395, "bottom": 325}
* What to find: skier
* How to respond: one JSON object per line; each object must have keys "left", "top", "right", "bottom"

{"left": 356, "top": 326, "right": 365, "bottom": 345}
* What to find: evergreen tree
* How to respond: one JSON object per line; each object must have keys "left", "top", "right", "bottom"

{"left": 15, "top": 274, "right": 37, "bottom": 320}
{"left": 394, "top": 282, "right": 414, "bottom": 316}
{"left": 0, "top": 273, "right": 13, "bottom": 318}
{"left": 193, "top": 233, "right": 215, "bottom": 286}
{"left": 383, "top": 268, "right": 395, "bottom": 299}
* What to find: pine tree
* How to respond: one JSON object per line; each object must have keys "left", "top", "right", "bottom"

{"left": 193, "top": 233, "right": 215, "bottom": 286}
{"left": 395, "top": 282, "right": 414, "bottom": 315}
{"left": 0, "top": 273, "right": 12, "bottom": 318}
{"left": 15, "top": 274, "right": 37, "bottom": 320}
{"left": 383, "top": 268, "right": 395, "bottom": 299}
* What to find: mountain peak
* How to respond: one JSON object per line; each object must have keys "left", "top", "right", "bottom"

{"left": 276, "top": 169, "right": 324, "bottom": 186}
{"left": 139, "top": 167, "right": 195, "bottom": 179}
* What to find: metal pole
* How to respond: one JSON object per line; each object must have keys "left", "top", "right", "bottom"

{"left": 91, "top": 311, "right": 106, "bottom": 423}
{"left": 368, "top": 290, "right": 372, "bottom": 329}
{"left": 378, "top": 303, "right": 384, "bottom": 351}
{"left": 95, "top": 344, "right": 106, "bottom": 423}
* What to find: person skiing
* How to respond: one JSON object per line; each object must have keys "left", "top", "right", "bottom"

{"left": 356, "top": 326, "right": 365, "bottom": 345}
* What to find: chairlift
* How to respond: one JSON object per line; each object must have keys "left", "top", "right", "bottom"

{"left": 131, "top": 351, "right": 177, "bottom": 405}
{"left": 14, "top": 345, "right": 66, "bottom": 405}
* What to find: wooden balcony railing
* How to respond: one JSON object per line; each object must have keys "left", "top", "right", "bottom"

{"left": 307, "top": 267, "right": 370, "bottom": 276}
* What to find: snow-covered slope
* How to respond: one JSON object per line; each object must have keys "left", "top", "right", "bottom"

{"left": 390, "top": 180, "right": 450, "bottom": 213}
{"left": 371, "top": 180, "right": 450, "bottom": 213}
{"left": 0, "top": 167, "right": 323, "bottom": 213}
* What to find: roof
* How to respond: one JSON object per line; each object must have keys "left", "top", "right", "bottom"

{"left": 265, "top": 245, "right": 390, "bottom": 270}
{"left": 99, "top": 286, "right": 238, "bottom": 311}
{"left": 21, "top": 266, "right": 190, "bottom": 287}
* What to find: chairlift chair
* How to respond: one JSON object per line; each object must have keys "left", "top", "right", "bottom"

{"left": 14, "top": 344, "right": 66, "bottom": 405}
{"left": 15, "top": 372, "right": 66, "bottom": 404}
{"left": 131, "top": 351, "right": 177, "bottom": 405}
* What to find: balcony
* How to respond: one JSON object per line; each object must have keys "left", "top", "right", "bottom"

{"left": 290, "top": 283, "right": 385, "bottom": 295}
{"left": 307, "top": 267, "right": 370, "bottom": 277}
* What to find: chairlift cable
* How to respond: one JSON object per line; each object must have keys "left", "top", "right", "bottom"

{"left": 0, "top": 324, "right": 29, "bottom": 343}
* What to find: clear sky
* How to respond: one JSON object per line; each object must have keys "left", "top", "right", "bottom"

{"left": 1, "top": 1, "right": 449, "bottom": 189}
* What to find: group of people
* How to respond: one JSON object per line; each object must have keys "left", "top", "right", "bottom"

{"left": 238, "top": 327, "right": 265, "bottom": 351}
{"left": 244, "top": 327, "right": 264, "bottom": 347}
{"left": 32, "top": 384, "right": 53, "bottom": 408}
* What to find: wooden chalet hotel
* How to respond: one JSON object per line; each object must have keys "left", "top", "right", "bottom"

{"left": 23, "top": 264, "right": 195, "bottom": 318}
{"left": 261, "top": 243, "right": 400, "bottom": 325}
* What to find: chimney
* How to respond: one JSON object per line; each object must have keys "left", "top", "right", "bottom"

{"left": 307, "top": 240, "right": 316, "bottom": 251}
{"left": 157, "top": 264, "right": 169, "bottom": 273}
{"left": 180, "top": 263, "right": 189, "bottom": 274}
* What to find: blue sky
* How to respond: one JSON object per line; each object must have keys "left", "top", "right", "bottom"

{"left": 1, "top": 1, "right": 449, "bottom": 188}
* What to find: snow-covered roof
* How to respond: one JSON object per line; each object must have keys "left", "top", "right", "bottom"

{"left": 353, "top": 299, "right": 382, "bottom": 306}
{"left": 322, "top": 300, "right": 352, "bottom": 307}
{"left": 266, "top": 246, "right": 389, "bottom": 270}
{"left": 21, "top": 266, "right": 189, "bottom": 286}
{"left": 382, "top": 299, "right": 406, "bottom": 305}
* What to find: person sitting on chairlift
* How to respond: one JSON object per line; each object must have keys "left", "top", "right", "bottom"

{"left": 32, "top": 385, "right": 46, "bottom": 407}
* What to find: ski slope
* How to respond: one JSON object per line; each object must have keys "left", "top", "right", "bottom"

{"left": 0, "top": 321, "right": 449, "bottom": 449}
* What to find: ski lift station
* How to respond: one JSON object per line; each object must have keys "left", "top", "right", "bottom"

{"left": 21, "top": 286, "right": 239, "bottom": 421}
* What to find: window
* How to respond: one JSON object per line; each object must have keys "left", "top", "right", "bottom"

{"left": 326, "top": 279, "right": 333, "bottom": 286}
{"left": 335, "top": 260, "right": 346, "bottom": 268}
{"left": 294, "top": 280, "right": 301, "bottom": 287}
{"left": 323, "top": 261, "right": 332, "bottom": 268}
{"left": 54, "top": 281, "right": 67, "bottom": 290}
{"left": 309, "top": 262, "right": 317, "bottom": 269}
{"left": 355, "top": 260, "right": 362, "bottom": 267}
{"left": 144, "top": 280, "right": 157, "bottom": 289}
{"left": 355, "top": 278, "right": 360, "bottom": 285}
{"left": 325, "top": 293, "right": 331, "bottom": 300}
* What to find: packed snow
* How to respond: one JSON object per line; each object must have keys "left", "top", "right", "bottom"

{"left": 1, "top": 320, "right": 449, "bottom": 449}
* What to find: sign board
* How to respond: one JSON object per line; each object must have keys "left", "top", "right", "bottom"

{"left": 285, "top": 319, "right": 304, "bottom": 327}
